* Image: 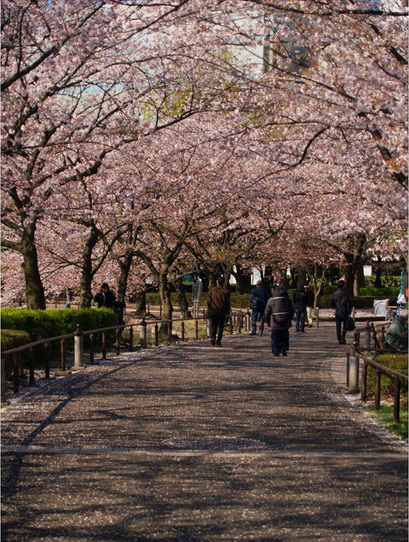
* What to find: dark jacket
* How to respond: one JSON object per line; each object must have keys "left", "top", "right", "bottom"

{"left": 207, "top": 284, "right": 230, "bottom": 317}
{"left": 293, "top": 289, "right": 307, "bottom": 311}
{"left": 265, "top": 290, "right": 294, "bottom": 330}
{"left": 331, "top": 287, "right": 351, "bottom": 319}
{"left": 385, "top": 316, "right": 408, "bottom": 351}
{"left": 305, "top": 289, "right": 314, "bottom": 307}
{"left": 249, "top": 286, "right": 269, "bottom": 312}
{"left": 93, "top": 289, "right": 116, "bottom": 308}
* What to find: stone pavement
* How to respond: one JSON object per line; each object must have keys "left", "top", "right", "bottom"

{"left": 1, "top": 322, "right": 407, "bottom": 542}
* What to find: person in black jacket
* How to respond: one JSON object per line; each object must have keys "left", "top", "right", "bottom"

{"left": 93, "top": 283, "right": 116, "bottom": 309}
{"left": 249, "top": 280, "right": 269, "bottom": 336}
{"left": 293, "top": 284, "right": 307, "bottom": 333}
{"left": 331, "top": 279, "right": 351, "bottom": 344}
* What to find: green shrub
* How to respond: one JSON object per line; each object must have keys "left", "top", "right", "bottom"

{"left": 360, "top": 287, "right": 400, "bottom": 298}
{"left": 1, "top": 329, "right": 31, "bottom": 351}
{"left": 365, "top": 276, "right": 402, "bottom": 288}
{"left": 367, "top": 353, "right": 408, "bottom": 396}
{"left": 0, "top": 308, "right": 117, "bottom": 341}
{"left": 1, "top": 309, "right": 64, "bottom": 341}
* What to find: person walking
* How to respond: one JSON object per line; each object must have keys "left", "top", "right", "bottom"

{"left": 265, "top": 285, "right": 294, "bottom": 357}
{"left": 249, "top": 280, "right": 269, "bottom": 336}
{"left": 304, "top": 284, "right": 314, "bottom": 327}
{"left": 93, "top": 283, "right": 117, "bottom": 308}
{"left": 293, "top": 284, "right": 307, "bottom": 333}
{"left": 331, "top": 278, "right": 351, "bottom": 344}
{"left": 207, "top": 277, "right": 230, "bottom": 347}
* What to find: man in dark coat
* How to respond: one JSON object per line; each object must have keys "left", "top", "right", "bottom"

{"left": 331, "top": 279, "right": 351, "bottom": 344}
{"left": 207, "top": 277, "right": 230, "bottom": 346}
{"left": 293, "top": 284, "right": 307, "bottom": 333}
{"left": 93, "top": 283, "right": 116, "bottom": 308}
{"left": 265, "top": 285, "right": 294, "bottom": 357}
{"left": 249, "top": 280, "right": 270, "bottom": 336}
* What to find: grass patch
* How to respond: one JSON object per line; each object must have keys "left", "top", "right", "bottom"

{"left": 362, "top": 404, "right": 408, "bottom": 440}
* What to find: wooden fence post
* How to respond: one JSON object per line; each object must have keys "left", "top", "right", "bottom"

{"left": 393, "top": 378, "right": 401, "bottom": 423}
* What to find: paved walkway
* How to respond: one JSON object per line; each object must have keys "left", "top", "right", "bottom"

{"left": 1, "top": 322, "right": 407, "bottom": 542}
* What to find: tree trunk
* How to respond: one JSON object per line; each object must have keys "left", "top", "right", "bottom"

{"left": 232, "top": 265, "right": 251, "bottom": 293}
{"left": 80, "top": 226, "right": 100, "bottom": 308}
{"left": 353, "top": 262, "right": 365, "bottom": 297}
{"left": 21, "top": 223, "right": 46, "bottom": 310}
{"left": 344, "top": 233, "right": 367, "bottom": 294}
{"left": 374, "top": 255, "right": 383, "bottom": 288}
{"left": 158, "top": 271, "right": 172, "bottom": 338}
{"left": 175, "top": 278, "right": 191, "bottom": 318}
{"left": 280, "top": 268, "right": 289, "bottom": 290}
{"left": 296, "top": 267, "right": 308, "bottom": 288}
{"left": 134, "top": 291, "right": 147, "bottom": 317}
{"left": 117, "top": 250, "right": 134, "bottom": 303}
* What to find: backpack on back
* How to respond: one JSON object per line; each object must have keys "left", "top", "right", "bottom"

{"left": 272, "top": 295, "right": 289, "bottom": 326}
{"left": 250, "top": 294, "right": 260, "bottom": 310}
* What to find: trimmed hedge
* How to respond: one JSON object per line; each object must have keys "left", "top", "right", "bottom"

{"left": 1, "top": 308, "right": 117, "bottom": 343}
{"left": 1, "top": 329, "right": 31, "bottom": 351}
{"left": 145, "top": 290, "right": 400, "bottom": 311}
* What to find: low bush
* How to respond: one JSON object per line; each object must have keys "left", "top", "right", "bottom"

{"left": 1, "top": 329, "right": 31, "bottom": 351}
{"left": 367, "top": 353, "right": 408, "bottom": 396}
{"left": 1, "top": 308, "right": 117, "bottom": 342}
{"left": 359, "top": 287, "right": 399, "bottom": 298}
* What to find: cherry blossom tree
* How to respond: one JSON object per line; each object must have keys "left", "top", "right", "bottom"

{"left": 1, "top": 0, "right": 407, "bottom": 310}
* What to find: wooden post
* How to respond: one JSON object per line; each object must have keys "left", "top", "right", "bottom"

{"left": 60, "top": 338, "right": 66, "bottom": 371}
{"left": 393, "top": 378, "right": 401, "bottom": 423}
{"left": 102, "top": 331, "right": 107, "bottom": 360}
{"left": 1, "top": 356, "right": 6, "bottom": 403}
{"left": 45, "top": 343, "right": 50, "bottom": 379}
{"left": 140, "top": 319, "right": 147, "bottom": 348}
{"left": 116, "top": 328, "right": 121, "bottom": 355}
{"left": 129, "top": 327, "right": 134, "bottom": 352}
{"left": 374, "top": 369, "right": 381, "bottom": 410}
{"left": 361, "top": 361, "right": 367, "bottom": 401}
{"left": 365, "top": 322, "right": 371, "bottom": 350}
{"left": 13, "top": 354, "right": 19, "bottom": 394}
{"left": 89, "top": 334, "right": 94, "bottom": 364}
{"left": 29, "top": 347, "right": 35, "bottom": 386}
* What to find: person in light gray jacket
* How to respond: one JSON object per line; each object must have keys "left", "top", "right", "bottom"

{"left": 265, "top": 286, "right": 294, "bottom": 357}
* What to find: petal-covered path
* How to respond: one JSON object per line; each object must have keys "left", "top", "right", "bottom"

{"left": 1, "top": 322, "right": 407, "bottom": 541}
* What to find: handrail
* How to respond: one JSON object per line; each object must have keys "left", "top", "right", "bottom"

{"left": 349, "top": 326, "right": 408, "bottom": 423}
{"left": 1, "top": 310, "right": 251, "bottom": 403}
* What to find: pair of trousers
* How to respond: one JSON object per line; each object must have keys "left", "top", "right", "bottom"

{"left": 295, "top": 309, "right": 306, "bottom": 332}
{"left": 306, "top": 306, "right": 313, "bottom": 326}
{"left": 251, "top": 310, "right": 265, "bottom": 334}
{"left": 209, "top": 315, "right": 226, "bottom": 344}
{"left": 335, "top": 317, "right": 348, "bottom": 342}
{"left": 271, "top": 329, "right": 289, "bottom": 355}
